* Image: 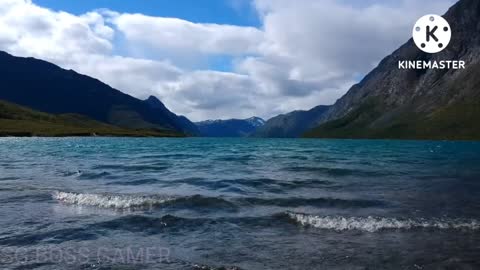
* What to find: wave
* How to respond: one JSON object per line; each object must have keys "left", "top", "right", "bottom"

{"left": 286, "top": 212, "right": 480, "bottom": 232}
{"left": 52, "top": 191, "right": 237, "bottom": 210}
{"left": 60, "top": 170, "right": 82, "bottom": 177}
{"left": 52, "top": 191, "right": 176, "bottom": 209}
{"left": 53, "top": 190, "right": 384, "bottom": 211}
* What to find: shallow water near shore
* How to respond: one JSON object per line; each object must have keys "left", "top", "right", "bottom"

{"left": 0, "top": 137, "right": 479, "bottom": 269}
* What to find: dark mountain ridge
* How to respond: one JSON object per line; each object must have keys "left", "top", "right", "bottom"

{"left": 0, "top": 51, "right": 199, "bottom": 135}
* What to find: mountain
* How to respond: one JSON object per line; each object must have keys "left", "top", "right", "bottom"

{"left": 196, "top": 117, "right": 265, "bottom": 137}
{"left": 143, "top": 96, "right": 200, "bottom": 135}
{"left": 253, "top": 105, "right": 330, "bottom": 138}
{"left": 0, "top": 51, "right": 199, "bottom": 135}
{"left": 303, "top": 0, "right": 480, "bottom": 140}
{"left": 0, "top": 100, "right": 182, "bottom": 137}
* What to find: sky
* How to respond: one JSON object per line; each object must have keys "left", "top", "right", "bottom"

{"left": 0, "top": 0, "right": 456, "bottom": 121}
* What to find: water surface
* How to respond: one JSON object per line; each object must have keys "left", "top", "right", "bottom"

{"left": 0, "top": 138, "right": 479, "bottom": 269}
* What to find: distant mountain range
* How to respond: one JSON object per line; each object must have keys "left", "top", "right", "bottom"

{"left": 196, "top": 117, "right": 265, "bottom": 137}
{"left": 0, "top": 51, "right": 199, "bottom": 136}
{"left": 253, "top": 106, "right": 330, "bottom": 138}
{"left": 256, "top": 0, "right": 480, "bottom": 140}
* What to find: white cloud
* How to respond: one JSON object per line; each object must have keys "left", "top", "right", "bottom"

{"left": 1, "top": 1, "right": 112, "bottom": 59}
{"left": 0, "top": 0, "right": 456, "bottom": 121}
{"left": 59, "top": 54, "right": 183, "bottom": 99}
{"left": 242, "top": 0, "right": 456, "bottom": 97}
{"left": 112, "top": 13, "right": 264, "bottom": 55}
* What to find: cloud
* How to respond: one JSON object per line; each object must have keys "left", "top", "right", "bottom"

{"left": 241, "top": 0, "right": 456, "bottom": 97}
{"left": 1, "top": 1, "right": 113, "bottom": 59}
{"left": 0, "top": 0, "right": 456, "bottom": 121}
{"left": 111, "top": 13, "right": 264, "bottom": 55}
{"left": 60, "top": 54, "right": 183, "bottom": 99}
{"left": 158, "top": 71, "right": 261, "bottom": 121}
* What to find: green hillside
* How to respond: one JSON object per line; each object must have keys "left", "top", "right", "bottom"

{"left": 304, "top": 99, "right": 480, "bottom": 141}
{"left": 0, "top": 100, "right": 183, "bottom": 137}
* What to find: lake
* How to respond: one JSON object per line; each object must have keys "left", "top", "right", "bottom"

{"left": 0, "top": 137, "right": 479, "bottom": 269}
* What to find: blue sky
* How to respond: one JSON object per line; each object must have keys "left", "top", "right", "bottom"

{"left": 33, "top": 0, "right": 260, "bottom": 26}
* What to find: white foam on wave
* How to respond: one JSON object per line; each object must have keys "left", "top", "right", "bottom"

{"left": 53, "top": 191, "right": 176, "bottom": 209}
{"left": 287, "top": 212, "right": 480, "bottom": 232}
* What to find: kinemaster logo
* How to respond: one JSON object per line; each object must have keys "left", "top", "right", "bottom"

{"left": 398, "top": 14, "right": 465, "bottom": 70}
{"left": 413, "top": 14, "right": 451, "bottom": 53}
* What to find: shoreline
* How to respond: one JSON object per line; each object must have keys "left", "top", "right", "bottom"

{"left": 0, "top": 131, "right": 185, "bottom": 138}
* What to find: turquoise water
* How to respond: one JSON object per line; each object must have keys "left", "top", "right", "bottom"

{"left": 0, "top": 138, "right": 479, "bottom": 269}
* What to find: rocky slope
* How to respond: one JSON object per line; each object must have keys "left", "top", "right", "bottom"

{"left": 305, "top": 0, "right": 480, "bottom": 140}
